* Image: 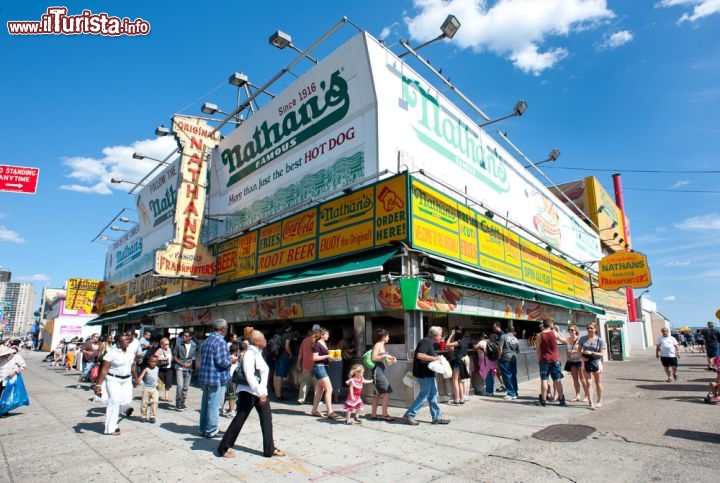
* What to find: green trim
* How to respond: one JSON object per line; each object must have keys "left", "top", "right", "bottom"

{"left": 444, "top": 266, "right": 536, "bottom": 300}
{"left": 443, "top": 265, "right": 606, "bottom": 315}
{"left": 235, "top": 248, "right": 398, "bottom": 298}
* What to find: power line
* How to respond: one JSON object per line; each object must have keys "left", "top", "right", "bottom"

{"left": 624, "top": 188, "right": 720, "bottom": 194}
{"left": 544, "top": 166, "right": 720, "bottom": 174}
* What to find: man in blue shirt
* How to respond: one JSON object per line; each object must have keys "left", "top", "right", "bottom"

{"left": 197, "top": 319, "right": 236, "bottom": 438}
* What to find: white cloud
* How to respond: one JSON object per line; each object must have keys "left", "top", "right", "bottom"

{"left": 15, "top": 274, "right": 51, "bottom": 282}
{"left": 656, "top": 0, "right": 720, "bottom": 23}
{"left": 662, "top": 295, "right": 676, "bottom": 302}
{"left": 670, "top": 179, "right": 690, "bottom": 188}
{"left": 597, "top": 30, "right": 633, "bottom": 50}
{"left": 664, "top": 260, "right": 691, "bottom": 267}
{"left": 60, "top": 136, "right": 178, "bottom": 195}
{"left": 0, "top": 225, "right": 25, "bottom": 243}
{"left": 404, "top": 0, "right": 615, "bottom": 75}
{"left": 675, "top": 213, "right": 720, "bottom": 230}
{"left": 379, "top": 22, "right": 400, "bottom": 40}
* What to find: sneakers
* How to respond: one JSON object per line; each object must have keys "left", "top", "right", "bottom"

{"left": 673, "top": 374, "right": 678, "bottom": 380}
{"left": 149, "top": 417, "right": 156, "bottom": 424}
{"left": 124, "top": 407, "right": 134, "bottom": 417}
{"left": 176, "top": 404, "right": 186, "bottom": 411}
{"left": 666, "top": 378, "right": 672, "bottom": 382}
{"left": 432, "top": 418, "right": 451, "bottom": 425}
{"left": 205, "top": 430, "right": 223, "bottom": 439}
{"left": 496, "top": 386, "right": 506, "bottom": 393}
{"left": 502, "top": 395, "right": 517, "bottom": 401}
{"left": 403, "top": 417, "right": 419, "bottom": 426}
{"left": 535, "top": 395, "right": 547, "bottom": 407}
{"left": 559, "top": 397, "right": 568, "bottom": 407}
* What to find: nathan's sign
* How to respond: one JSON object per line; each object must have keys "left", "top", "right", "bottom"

{"left": 598, "top": 251, "right": 651, "bottom": 291}
{"left": 155, "top": 116, "right": 220, "bottom": 278}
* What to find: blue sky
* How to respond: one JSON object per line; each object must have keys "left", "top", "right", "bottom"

{"left": 1, "top": 0, "right": 719, "bottom": 327}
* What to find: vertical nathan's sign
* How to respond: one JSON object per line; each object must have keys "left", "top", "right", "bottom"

{"left": 155, "top": 116, "right": 220, "bottom": 278}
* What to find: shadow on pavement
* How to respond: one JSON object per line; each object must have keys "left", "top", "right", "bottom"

{"left": 665, "top": 428, "right": 720, "bottom": 444}
{"left": 635, "top": 383, "right": 706, "bottom": 392}
{"left": 72, "top": 421, "right": 104, "bottom": 435}
{"left": 84, "top": 407, "right": 106, "bottom": 418}
{"left": 160, "top": 422, "right": 198, "bottom": 435}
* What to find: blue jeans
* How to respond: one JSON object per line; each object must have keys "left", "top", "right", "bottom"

{"left": 199, "top": 384, "right": 225, "bottom": 435}
{"left": 404, "top": 376, "right": 441, "bottom": 421}
{"left": 498, "top": 358, "right": 518, "bottom": 397}
{"left": 80, "top": 361, "right": 96, "bottom": 381}
{"left": 484, "top": 370, "right": 495, "bottom": 395}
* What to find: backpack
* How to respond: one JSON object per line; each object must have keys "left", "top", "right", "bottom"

{"left": 507, "top": 334, "right": 520, "bottom": 352}
{"left": 363, "top": 349, "right": 376, "bottom": 370}
{"left": 485, "top": 341, "right": 499, "bottom": 361}
{"left": 267, "top": 334, "right": 282, "bottom": 359}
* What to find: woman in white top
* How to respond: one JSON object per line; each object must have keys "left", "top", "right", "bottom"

{"left": 0, "top": 345, "right": 26, "bottom": 398}
{"left": 153, "top": 338, "right": 173, "bottom": 402}
{"left": 565, "top": 325, "right": 586, "bottom": 402}
{"left": 94, "top": 334, "right": 138, "bottom": 435}
{"left": 216, "top": 330, "right": 285, "bottom": 459}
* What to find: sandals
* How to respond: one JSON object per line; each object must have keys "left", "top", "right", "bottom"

{"left": 272, "top": 448, "right": 286, "bottom": 457}
{"left": 379, "top": 415, "right": 395, "bottom": 421}
{"left": 569, "top": 397, "right": 581, "bottom": 402}
{"left": 326, "top": 412, "right": 340, "bottom": 419}
{"left": 221, "top": 449, "right": 235, "bottom": 458}
{"left": 345, "top": 420, "right": 355, "bottom": 425}
{"left": 310, "top": 411, "right": 323, "bottom": 417}
{"left": 353, "top": 417, "right": 363, "bottom": 424}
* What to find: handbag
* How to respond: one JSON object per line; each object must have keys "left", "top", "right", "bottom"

{"left": 232, "top": 353, "right": 261, "bottom": 385}
{"left": 157, "top": 349, "right": 170, "bottom": 368}
{"left": 563, "top": 360, "right": 572, "bottom": 372}
{"left": 90, "top": 364, "right": 100, "bottom": 382}
{"left": 584, "top": 358, "right": 600, "bottom": 373}
{"left": 0, "top": 374, "right": 30, "bottom": 416}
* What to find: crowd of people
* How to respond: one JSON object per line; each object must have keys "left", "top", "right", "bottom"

{"left": 22, "top": 316, "right": 720, "bottom": 457}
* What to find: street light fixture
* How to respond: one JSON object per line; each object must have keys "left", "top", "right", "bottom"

{"left": 269, "top": 30, "right": 318, "bottom": 63}
{"left": 111, "top": 178, "right": 144, "bottom": 186}
{"left": 110, "top": 226, "right": 128, "bottom": 232}
{"left": 399, "top": 14, "right": 461, "bottom": 58}
{"left": 155, "top": 125, "right": 170, "bottom": 136}
{"left": 523, "top": 148, "right": 561, "bottom": 169}
{"left": 478, "top": 100, "right": 528, "bottom": 128}
{"left": 132, "top": 152, "right": 169, "bottom": 165}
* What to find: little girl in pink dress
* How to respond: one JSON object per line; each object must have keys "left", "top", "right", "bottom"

{"left": 343, "top": 364, "right": 373, "bottom": 425}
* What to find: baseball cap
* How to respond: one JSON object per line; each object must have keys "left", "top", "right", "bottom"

{"left": 312, "top": 324, "right": 321, "bottom": 331}
{"left": 708, "top": 321, "right": 715, "bottom": 327}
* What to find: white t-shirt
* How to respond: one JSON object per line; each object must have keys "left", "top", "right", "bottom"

{"left": 103, "top": 345, "right": 136, "bottom": 376}
{"left": 656, "top": 336, "right": 678, "bottom": 358}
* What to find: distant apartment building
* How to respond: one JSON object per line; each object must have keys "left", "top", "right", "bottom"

{"left": 0, "top": 279, "right": 37, "bottom": 336}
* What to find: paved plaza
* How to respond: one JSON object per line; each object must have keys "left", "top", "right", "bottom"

{"left": 1, "top": 348, "right": 719, "bottom": 482}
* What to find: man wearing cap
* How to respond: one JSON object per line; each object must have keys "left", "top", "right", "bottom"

{"left": 702, "top": 321, "right": 720, "bottom": 371}
{"left": 296, "top": 325, "right": 319, "bottom": 404}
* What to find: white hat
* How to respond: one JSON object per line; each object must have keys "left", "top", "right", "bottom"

{"left": 312, "top": 324, "right": 321, "bottom": 331}
{"left": 0, "top": 346, "right": 14, "bottom": 357}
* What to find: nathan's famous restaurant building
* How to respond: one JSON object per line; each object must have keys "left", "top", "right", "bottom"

{"left": 90, "top": 30, "right": 628, "bottom": 405}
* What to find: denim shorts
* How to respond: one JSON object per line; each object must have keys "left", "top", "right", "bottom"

{"left": 312, "top": 364, "right": 328, "bottom": 380}
{"left": 539, "top": 360, "right": 564, "bottom": 381}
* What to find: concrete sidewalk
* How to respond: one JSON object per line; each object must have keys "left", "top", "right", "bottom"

{"left": 1, "top": 348, "right": 719, "bottom": 482}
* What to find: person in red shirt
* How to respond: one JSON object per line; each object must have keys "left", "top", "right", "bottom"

{"left": 536, "top": 320, "right": 568, "bottom": 407}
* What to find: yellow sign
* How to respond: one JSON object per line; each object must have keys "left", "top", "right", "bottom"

{"left": 599, "top": 251, "right": 651, "bottom": 290}
{"left": 154, "top": 115, "right": 220, "bottom": 279}
{"left": 410, "top": 178, "right": 593, "bottom": 302}
{"left": 66, "top": 278, "right": 101, "bottom": 312}
{"left": 215, "top": 238, "right": 239, "bottom": 283}
{"left": 318, "top": 185, "right": 374, "bottom": 259}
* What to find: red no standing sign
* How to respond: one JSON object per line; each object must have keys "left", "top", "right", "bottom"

{"left": 0, "top": 164, "right": 40, "bottom": 194}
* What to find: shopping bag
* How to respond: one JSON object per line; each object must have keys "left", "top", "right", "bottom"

{"left": 0, "top": 374, "right": 30, "bottom": 416}
{"left": 441, "top": 358, "right": 453, "bottom": 379}
{"left": 402, "top": 371, "right": 416, "bottom": 387}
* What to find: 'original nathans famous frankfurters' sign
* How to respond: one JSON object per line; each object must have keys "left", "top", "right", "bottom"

{"left": 598, "top": 251, "right": 651, "bottom": 291}
{"left": 155, "top": 116, "right": 220, "bottom": 278}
